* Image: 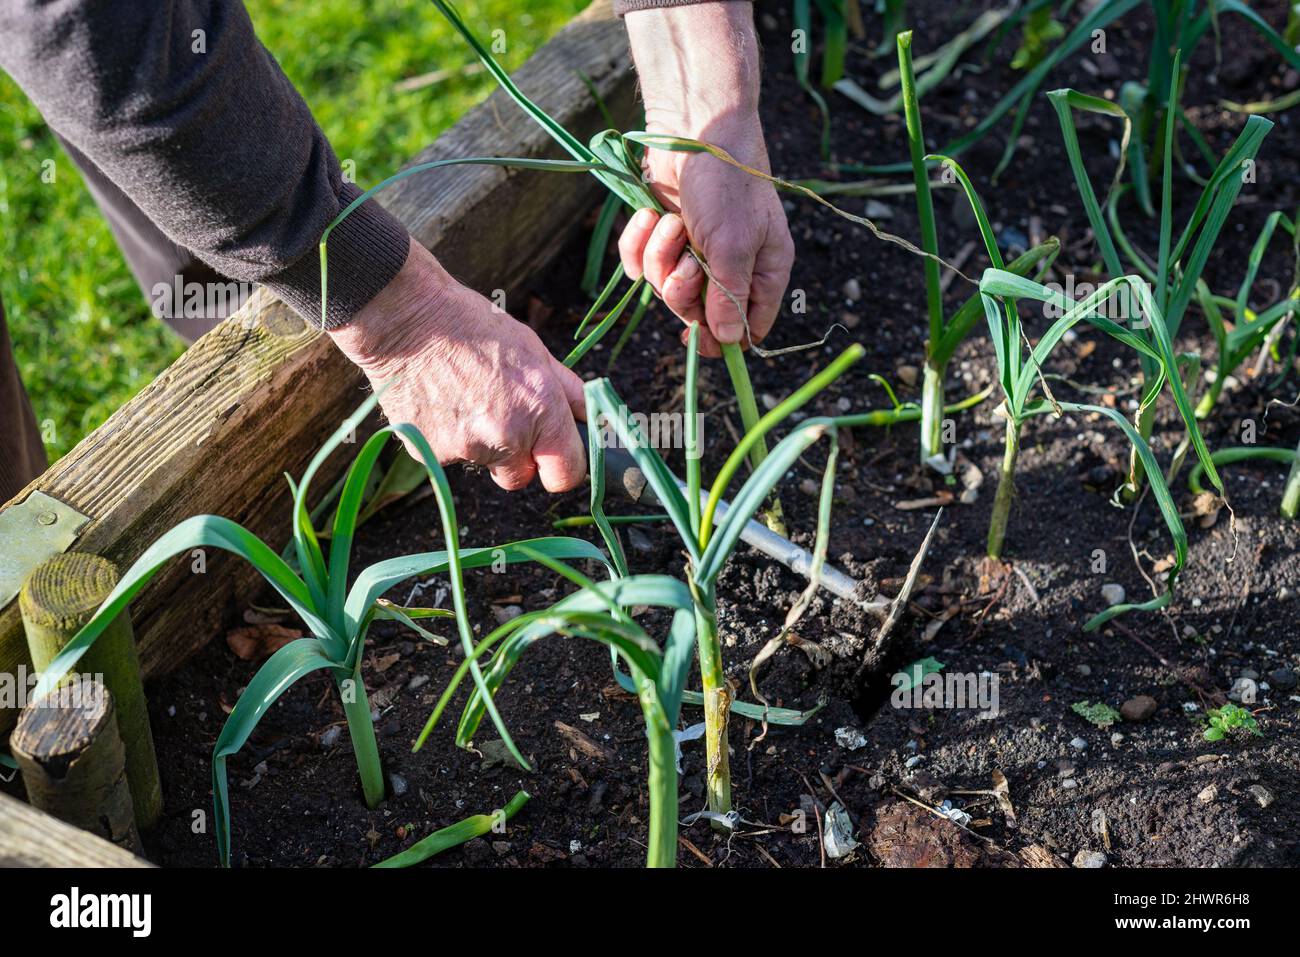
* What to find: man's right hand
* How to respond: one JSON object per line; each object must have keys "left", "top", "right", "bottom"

{"left": 328, "top": 238, "right": 588, "bottom": 493}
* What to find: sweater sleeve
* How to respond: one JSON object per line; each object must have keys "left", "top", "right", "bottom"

{"left": 613, "top": 0, "right": 751, "bottom": 15}
{"left": 0, "top": 0, "right": 411, "bottom": 328}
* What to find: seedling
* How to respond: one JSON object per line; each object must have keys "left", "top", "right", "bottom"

{"left": 1010, "top": 4, "right": 1064, "bottom": 71}
{"left": 28, "top": 391, "right": 606, "bottom": 866}
{"left": 1203, "top": 703, "right": 1262, "bottom": 741}
{"left": 1072, "top": 700, "right": 1122, "bottom": 729}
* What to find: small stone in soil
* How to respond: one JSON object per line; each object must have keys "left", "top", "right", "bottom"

{"left": 835, "top": 726, "right": 868, "bottom": 750}
{"left": 319, "top": 725, "right": 342, "bottom": 749}
{"left": 407, "top": 674, "right": 429, "bottom": 692}
{"left": 1110, "top": 732, "right": 1125, "bottom": 748}
{"left": 1268, "top": 667, "right": 1296, "bottom": 691}
{"left": 626, "top": 526, "right": 655, "bottom": 553}
{"left": 1073, "top": 850, "right": 1107, "bottom": 868}
{"left": 1198, "top": 784, "right": 1218, "bottom": 803}
{"left": 1120, "top": 695, "right": 1157, "bottom": 721}
{"left": 492, "top": 604, "right": 524, "bottom": 625}
{"left": 389, "top": 773, "right": 408, "bottom": 797}
{"left": 842, "top": 277, "right": 862, "bottom": 302}
{"left": 1248, "top": 784, "right": 1275, "bottom": 809}
{"left": 1101, "top": 583, "right": 1126, "bottom": 606}
{"left": 1070, "top": 737, "right": 1088, "bottom": 751}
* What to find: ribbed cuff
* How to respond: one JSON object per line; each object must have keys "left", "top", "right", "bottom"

{"left": 614, "top": 0, "right": 749, "bottom": 15}
{"left": 265, "top": 182, "right": 412, "bottom": 330}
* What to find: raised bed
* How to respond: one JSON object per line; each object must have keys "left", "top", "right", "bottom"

{"left": 4, "top": 1, "right": 1299, "bottom": 870}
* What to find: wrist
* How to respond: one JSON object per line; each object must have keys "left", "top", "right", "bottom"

{"left": 327, "top": 238, "right": 457, "bottom": 377}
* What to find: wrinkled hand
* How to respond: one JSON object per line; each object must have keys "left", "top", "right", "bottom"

{"left": 329, "top": 238, "right": 587, "bottom": 492}
{"left": 621, "top": 4, "right": 793, "bottom": 358}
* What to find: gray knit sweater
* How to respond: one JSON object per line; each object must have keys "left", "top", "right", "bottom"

{"left": 0, "top": 1, "right": 737, "bottom": 327}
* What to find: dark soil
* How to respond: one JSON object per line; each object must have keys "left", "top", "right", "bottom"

{"left": 144, "top": 0, "right": 1299, "bottom": 867}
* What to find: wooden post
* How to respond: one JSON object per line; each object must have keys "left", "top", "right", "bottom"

{"left": 10, "top": 685, "right": 144, "bottom": 854}
{"left": 19, "top": 552, "right": 162, "bottom": 828}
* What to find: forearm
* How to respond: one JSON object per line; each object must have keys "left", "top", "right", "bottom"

{"left": 623, "top": 1, "right": 761, "bottom": 136}
{"left": 0, "top": 0, "right": 408, "bottom": 327}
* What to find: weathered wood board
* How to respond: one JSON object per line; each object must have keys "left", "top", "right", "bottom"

{"left": 0, "top": 0, "right": 637, "bottom": 737}
{"left": 0, "top": 790, "right": 154, "bottom": 867}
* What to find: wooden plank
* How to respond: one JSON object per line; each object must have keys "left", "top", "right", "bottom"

{"left": 0, "top": 0, "right": 636, "bottom": 735}
{"left": 0, "top": 790, "right": 154, "bottom": 867}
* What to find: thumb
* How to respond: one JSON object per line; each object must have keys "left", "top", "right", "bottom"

{"left": 551, "top": 356, "right": 588, "bottom": 422}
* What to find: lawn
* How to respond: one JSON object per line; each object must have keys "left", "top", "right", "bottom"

{"left": 0, "top": 0, "right": 586, "bottom": 462}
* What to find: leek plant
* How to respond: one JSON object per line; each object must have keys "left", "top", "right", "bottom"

{"left": 27, "top": 391, "right": 607, "bottom": 866}
{"left": 1049, "top": 63, "right": 1273, "bottom": 496}
{"left": 849, "top": 0, "right": 1141, "bottom": 178}
{"left": 851, "top": 0, "right": 1298, "bottom": 185}
{"left": 816, "top": 0, "right": 848, "bottom": 89}
{"left": 1118, "top": 1, "right": 1300, "bottom": 216}
{"left": 420, "top": 554, "right": 697, "bottom": 867}
{"left": 415, "top": 324, "right": 886, "bottom": 860}
{"left": 794, "top": 0, "right": 833, "bottom": 159}
{"left": 875, "top": 31, "right": 1062, "bottom": 467}
{"left": 577, "top": 332, "right": 901, "bottom": 821}
{"left": 938, "top": 156, "right": 1223, "bottom": 625}
{"left": 444, "top": 320, "right": 902, "bottom": 837}
{"left": 1193, "top": 210, "right": 1299, "bottom": 417}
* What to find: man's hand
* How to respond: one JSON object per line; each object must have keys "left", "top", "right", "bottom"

{"left": 329, "top": 238, "right": 588, "bottom": 492}
{"left": 620, "top": 2, "right": 793, "bottom": 358}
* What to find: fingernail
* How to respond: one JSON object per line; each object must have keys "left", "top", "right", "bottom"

{"left": 670, "top": 254, "right": 700, "bottom": 282}
{"left": 715, "top": 320, "right": 744, "bottom": 344}
{"left": 632, "top": 208, "right": 657, "bottom": 228}
{"left": 660, "top": 214, "right": 685, "bottom": 239}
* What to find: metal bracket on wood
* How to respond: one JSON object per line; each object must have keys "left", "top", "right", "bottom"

{"left": 0, "top": 492, "right": 91, "bottom": 608}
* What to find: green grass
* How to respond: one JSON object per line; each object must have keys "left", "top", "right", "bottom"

{"left": 0, "top": 0, "right": 584, "bottom": 462}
